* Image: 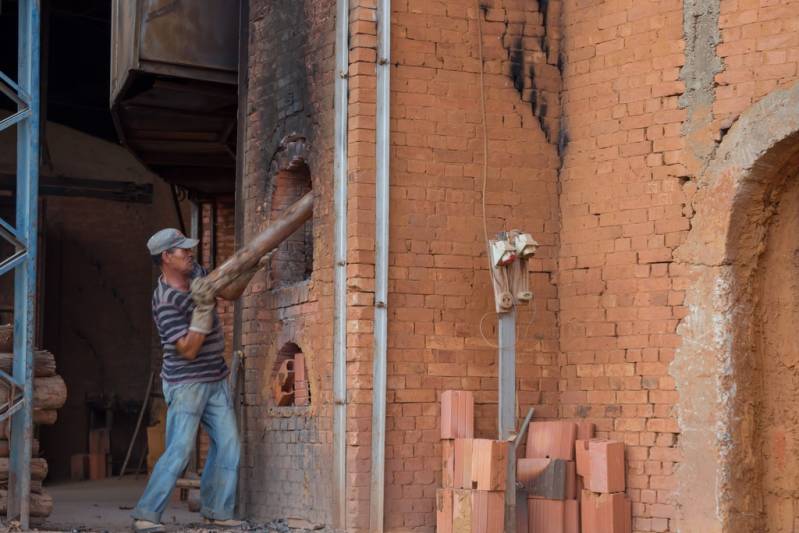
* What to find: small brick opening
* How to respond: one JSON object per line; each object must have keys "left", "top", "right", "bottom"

{"left": 270, "top": 342, "right": 310, "bottom": 407}
{"left": 269, "top": 164, "right": 313, "bottom": 288}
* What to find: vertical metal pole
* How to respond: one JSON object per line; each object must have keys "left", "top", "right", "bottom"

{"left": 9, "top": 0, "right": 40, "bottom": 527}
{"left": 332, "top": 0, "right": 350, "bottom": 527}
{"left": 370, "top": 0, "right": 390, "bottom": 531}
{"left": 232, "top": 0, "right": 249, "bottom": 517}
{"left": 498, "top": 310, "right": 516, "bottom": 439}
{"left": 499, "top": 309, "right": 516, "bottom": 533}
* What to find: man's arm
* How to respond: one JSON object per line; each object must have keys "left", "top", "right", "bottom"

{"left": 175, "top": 331, "right": 206, "bottom": 360}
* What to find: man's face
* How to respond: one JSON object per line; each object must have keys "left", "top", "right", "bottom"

{"left": 162, "top": 247, "right": 194, "bottom": 276}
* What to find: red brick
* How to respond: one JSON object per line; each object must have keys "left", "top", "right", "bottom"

{"left": 471, "top": 439, "right": 508, "bottom": 491}
{"left": 581, "top": 491, "right": 632, "bottom": 533}
{"left": 440, "top": 390, "right": 475, "bottom": 439}
{"left": 517, "top": 458, "right": 551, "bottom": 484}
{"left": 436, "top": 488, "right": 453, "bottom": 533}
{"left": 527, "top": 421, "right": 578, "bottom": 460}
{"left": 442, "top": 440, "right": 455, "bottom": 488}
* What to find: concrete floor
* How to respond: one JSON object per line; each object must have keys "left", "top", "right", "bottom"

{"left": 38, "top": 477, "right": 198, "bottom": 532}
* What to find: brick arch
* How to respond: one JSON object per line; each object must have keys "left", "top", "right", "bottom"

{"left": 673, "top": 80, "right": 799, "bottom": 533}
{"left": 268, "top": 163, "right": 313, "bottom": 287}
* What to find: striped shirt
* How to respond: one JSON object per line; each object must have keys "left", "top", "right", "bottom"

{"left": 152, "top": 263, "right": 228, "bottom": 384}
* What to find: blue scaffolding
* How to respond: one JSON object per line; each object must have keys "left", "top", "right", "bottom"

{"left": 0, "top": 0, "right": 40, "bottom": 528}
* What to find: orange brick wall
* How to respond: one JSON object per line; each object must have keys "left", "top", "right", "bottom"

{"left": 343, "top": 0, "right": 562, "bottom": 530}
{"left": 238, "top": 0, "right": 799, "bottom": 531}
{"left": 558, "top": 2, "right": 688, "bottom": 531}
{"left": 716, "top": 0, "right": 799, "bottom": 118}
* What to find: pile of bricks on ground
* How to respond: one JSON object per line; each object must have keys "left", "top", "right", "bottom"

{"left": 436, "top": 390, "right": 631, "bottom": 533}
{"left": 70, "top": 427, "right": 110, "bottom": 482}
{"left": 520, "top": 420, "right": 631, "bottom": 532}
{"left": 271, "top": 352, "right": 308, "bottom": 407}
{"left": 437, "top": 390, "right": 507, "bottom": 532}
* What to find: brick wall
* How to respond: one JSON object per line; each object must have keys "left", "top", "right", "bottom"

{"left": 341, "top": 0, "right": 562, "bottom": 530}
{"left": 241, "top": 0, "right": 336, "bottom": 525}
{"left": 716, "top": 0, "right": 799, "bottom": 118}
{"left": 240, "top": 0, "right": 799, "bottom": 531}
{"left": 557, "top": 2, "right": 687, "bottom": 531}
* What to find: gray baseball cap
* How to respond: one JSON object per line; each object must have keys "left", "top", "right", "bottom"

{"left": 147, "top": 228, "right": 199, "bottom": 255}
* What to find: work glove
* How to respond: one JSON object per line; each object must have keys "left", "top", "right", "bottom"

{"left": 189, "top": 303, "right": 215, "bottom": 334}
{"left": 191, "top": 277, "right": 216, "bottom": 306}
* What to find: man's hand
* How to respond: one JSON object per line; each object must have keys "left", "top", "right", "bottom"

{"left": 190, "top": 302, "right": 214, "bottom": 334}
{"left": 190, "top": 277, "right": 216, "bottom": 306}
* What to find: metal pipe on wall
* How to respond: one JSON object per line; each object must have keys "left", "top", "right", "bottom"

{"left": 332, "top": 0, "right": 350, "bottom": 528}
{"left": 232, "top": 0, "right": 249, "bottom": 517}
{"left": 369, "top": 0, "right": 391, "bottom": 531}
{"left": 8, "top": 0, "right": 41, "bottom": 527}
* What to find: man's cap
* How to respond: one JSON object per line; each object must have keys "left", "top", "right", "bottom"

{"left": 147, "top": 228, "right": 199, "bottom": 255}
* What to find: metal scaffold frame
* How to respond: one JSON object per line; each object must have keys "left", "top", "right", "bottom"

{"left": 0, "top": 0, "right": 40, "bottom": 528}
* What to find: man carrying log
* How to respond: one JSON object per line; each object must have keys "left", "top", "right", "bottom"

{"left": 131, "top": 228, "right": 269, "bottom": 532}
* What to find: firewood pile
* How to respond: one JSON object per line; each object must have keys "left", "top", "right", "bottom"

{"left": 0, "top": 324, "right": 67, "bottom": 520}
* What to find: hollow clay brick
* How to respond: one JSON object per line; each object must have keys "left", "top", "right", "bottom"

{"left": 586, "top": 440, "right": 625, "bottom": 493}
{"left": 472, "top": 490, "right": 504, "bottom": 533}
{"left": 442, "top": 440, "right": 455, "bottom": 488}
{"left": 526, "top": 421, "right": 577, "bottom": 460}
{"left": 453, "top": 489, "right": 473, "bottom": 532}
{"left": 441, "top": 390, "right": 475, "bottom": 439}
{"left": 526, "top": 458, "right": 567, "bottom": 500}
{"left": 454, "top": 438, "right": 474, "bottom": 489}
{"left": 581, "top": 490, "right": 631, "bottom": 533}
{"left": 565, "top": 499, "right": 579, "bottom": 533}
{"left": 436, "top": 488, "right": 453, "bottom": 533}
{"left": 517, "top": 457, "right": 551, "bottom": 483}
{"left": 575, "top": 439, "right": 591, "bottom": 480}
{"left": 528, "top": 499, "right": 565, "bottom": 533}
{"left": 565, "top": 461, "right": 577, "bottom": 500}
{"left": 294, "top": 352, "right": 306, "bottom": 382}
{"left": 471, "top": 439, "right": 508, "bottom": 491}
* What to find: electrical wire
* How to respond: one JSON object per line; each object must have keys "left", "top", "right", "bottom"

{"left": 477, "top": 2, "right": 489, "bottom": 248}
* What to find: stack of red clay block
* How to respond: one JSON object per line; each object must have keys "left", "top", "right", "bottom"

{"left": 72, "top": 427, "right": 110, "bottom": 480}
{"left": 519, "top": 421, "right": 580, "bottom": 533}
{"left": 517, "top": 420, "right": 631, "bottom": 533}
{"left": 437, "top": 390, "right": 507, "bottom": 533}
{"left": 576, "top": 437, "right": 632, "bottom": 533}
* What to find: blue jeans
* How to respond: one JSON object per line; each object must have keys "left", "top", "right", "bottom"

{"left": 132, "top": 379, "right": 240, "bottom": 523}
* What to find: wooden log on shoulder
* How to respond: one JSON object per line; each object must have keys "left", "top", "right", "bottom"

{"left": 0, "top": 489, "right": 52, "bottom": 517}
{"left": 0, "top": 351, "right": 56, "bottom": 377}
{"left": 197, "top": 192, "right": 314, "bottom": 297}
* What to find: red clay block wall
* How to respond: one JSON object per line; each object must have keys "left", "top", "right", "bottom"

{"left": 558, "top": 2, "right": 687, "bottom": 531}
{"left": 377, "top": 0, "right": 562, "bottom": 529}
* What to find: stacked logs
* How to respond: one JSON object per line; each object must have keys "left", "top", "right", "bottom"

{"left": 0, "top": 326, "right": 67, "bottom": 519}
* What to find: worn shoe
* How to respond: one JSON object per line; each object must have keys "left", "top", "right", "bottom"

{"left": 204, "top": 517, "right": 244, "bottom": 528}
{"left": 132, "top": 519, "right": 165, "bottom": 533}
